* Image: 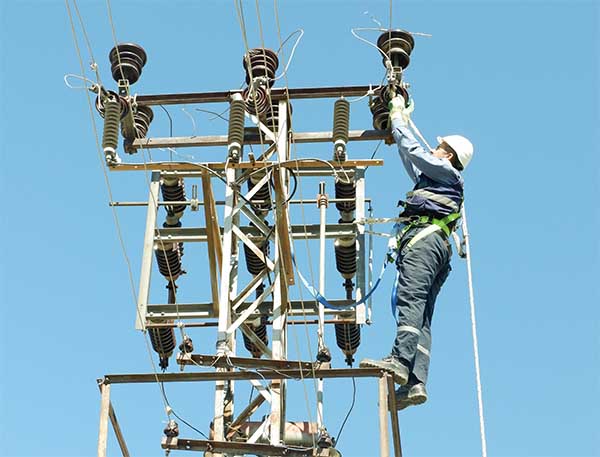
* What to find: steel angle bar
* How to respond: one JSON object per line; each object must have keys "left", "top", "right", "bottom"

{"left": 231, "top": 270, "right": 268, "bottom": 311}
{"left": 226, "top": 393, "right": 267, "bottom": 440}
{"left": 131, "top": 129, "right": 388, "bottom": 150}
{"left": 227, "top": 281, "right": 276, "bottom": 335}
{"left": 247, "top": 112, "right": 277, "bottom": 144}
{"left": 103, "top": 367, "right": 383, "bottom": 384}
{"left": 232, "top": 225, "right": 275, "bottom": 271}
{"left": 232, "top": 170, "right": 271, "bottom": 217}
{"left": 249, "top": 379, "right": 272, "bottom": 404}
{"left": 240, "top": 323, "right": 273, "bottom": 358}
{"left": 176, "top": 354, "right": 318, "bottom": 371}
{"left": 136, "top": 85, "right": 378, "bottom": 106}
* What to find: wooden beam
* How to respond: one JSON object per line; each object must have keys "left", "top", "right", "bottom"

{"left": 387, "top": 374, "right": 403, "bottom": 457}
{"left": 272, "top": 166, "right": 294, "bottom": 286}
{"left": 201, "top": 171, "right": 221, "bottom": 315}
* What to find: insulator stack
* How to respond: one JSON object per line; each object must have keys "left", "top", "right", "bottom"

{"left": 248, "top": 173, "right": 272, "bottom": 215}
{"left": 161, "top": 176, "right": 186, "bottom": 226}
{"left": 378, "top": 85, "right": 410, "bottom": 107}
{"left": 263, "top": 101, "right": 292, "bottom": 133}
{"left": 155, "top": 243, "right": 184, "bottom": 281}
{"left": 243, "top": 85, "right": 269, "bottom": 117}
{"left": 335, "top": 322, "right": 361, "bottom": 366}
{"left": 108, "top": 43, "right": 147, "bottom": 84}
{"left": 334, "top": 238, "right": 357, "bottom": 279}
{"left": 149, "top": 326, "right": 176, "bottom": 370}
{"left": 228, "top": 96, "right": 246, "bottom": 161}
{"left": 243, "top": 238, "right": 270, "bottom": 276}
{"left": 133, "top": 104, "right": 154, "bottom": 138}
{"left": 332, "top": 99, "right": 350, "bottom": 161}
{"left": 96, "top": 90, "right": 129, "bottom": 119}
{"left": 243, "top": 316, "right": 269, "bottom": 358}
{"left": 101, "top": 96, "right": 121, "bottom": 161}
{"left": 243, "top": 48, "right": 279, "bottom": 87}
{"left": 122, "top": 104, "right": 154, "bottom": 153}
{"left": 370, "top": 96, "right": 390, "bottom": 131}
{"left": 334, "top": 180, "right": 356, "bottom": 222}
{"left": 377, "top": 30, "right": 415, "bottom": 78}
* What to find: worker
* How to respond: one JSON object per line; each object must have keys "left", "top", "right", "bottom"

{"left": 360, "top": 94, "right": 473, "bottom": 410}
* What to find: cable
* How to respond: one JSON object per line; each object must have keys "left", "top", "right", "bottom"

{"left": 334, "top": 377, "right": 356, "bottom": 446}
{"left": 273, "top": 29, "right": 304, "bottom": 81}
{"left": 159, "top": 381, "right": 210, "bottom": 439}
{"left": 461, "top": 205, "right": 488, "bottom": 457}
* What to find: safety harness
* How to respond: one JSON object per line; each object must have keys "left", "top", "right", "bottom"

{"left": 397, "top": 212, "right": 462, "bottom": 250}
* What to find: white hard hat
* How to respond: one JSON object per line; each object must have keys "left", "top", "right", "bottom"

{"left": 437, "top": 135, "right": 474, "bottom": 170}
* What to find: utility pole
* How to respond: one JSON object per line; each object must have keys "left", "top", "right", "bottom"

{"left": 93, "top": 30, "right": 415, "bottom": 457}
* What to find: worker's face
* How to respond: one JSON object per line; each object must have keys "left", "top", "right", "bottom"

{"left": 432, "top": 143, "right": 454, "bottom": 161}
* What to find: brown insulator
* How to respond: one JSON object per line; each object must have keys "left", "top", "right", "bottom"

{"left": 335, "top": 322, "right": 361, "bottom": 366}
{"left": 161, "top": 176, "right": 186, "bottom": 224}
{"left": 243, "top": 317, "right": 269, "bottom": 358}
{"left": 378, "top": 85, "right": 410, "bottom": 107}
{"left": 244, "top": 237, "right": 270, "bottom": 276}
{"left": 149, "top": 326, "right": 176, "bottom": 370}
{"left": 243, "top": 85, "right": 269, "bottom": 117}
{"left": 243, "top": 48, "right": 279, "bottom": 87}
{"left": 263, "top": 101, "right": 292, "bottom": 133}
{"left": 108, "top": 43, "right": 147, "bottom": 84}
{"left": 370, "top": 96, "right": 389, "bottom": 131}
{"left": 334, "top": 180, "right": 356, "bottom": 216}
{"left": 377, "top": 30, "right": 415, "bottom": 75}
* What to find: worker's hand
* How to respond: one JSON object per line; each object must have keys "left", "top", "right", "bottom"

{"left": 389, "top": 96, "right": 414, "bottom": 125}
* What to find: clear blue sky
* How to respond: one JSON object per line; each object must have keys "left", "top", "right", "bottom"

{"left": 1, "top": 1, "right": 598, "bottom": 456}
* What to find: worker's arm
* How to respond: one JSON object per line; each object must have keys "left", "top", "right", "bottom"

{"left": 391, "top": 118, "right": 461, "bottom": 186}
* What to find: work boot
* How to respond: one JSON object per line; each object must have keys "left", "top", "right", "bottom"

{"left": 394, "top": 383, "right": 428, "bottom": 410}
{"left": 359, "top": 356, "right": 409, "bottom": 385}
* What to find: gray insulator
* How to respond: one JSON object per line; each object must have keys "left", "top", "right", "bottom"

{"left": 334, "top": 238, "right": 357, "bottom": 279}
{"left": 155, "top": 243, "right": 184, "bottom": 281}
{"left": 102, "top": 97, "right": 121, "bottom": 157}
{"left": 161, "top": 177, "right": 186, "bottom": 223}
{"left": 149, "top": 326, "right": 176, "bottom": 370}
{"left": 334, "top": 180, "right": 356, "bottom": 215}
{"left": 335, "top": 323, "right": 361, "bottom": 366}
{"left": 333, "top": 99, "right": 350, "bottom": 160}
{"left": 228, "top": 99, "right": 246, "bottom": 161}
{"left": 244, "top": 238, "right": 270, "bottom": 276}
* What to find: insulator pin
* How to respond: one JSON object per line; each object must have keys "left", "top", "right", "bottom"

{"left": 332, "top": 99, "right": 350, "bottom": 161}
{"left": 108, "top": 43, "right": 147, "bottom": 84}
{"left": 335, "top": 323, "right": 361, "bottom": 366}
{"left": 243, "top": 48, "right": 279, "bottom": 87}
{"left": 149, "top": 326, "right": 176, "bottom": 370}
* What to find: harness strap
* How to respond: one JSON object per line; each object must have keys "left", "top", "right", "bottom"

{"left": 398, "top": 212, "right": 462, "bottom": 250}
{"left": 406, "top": 189, "right": 460, "bottom": 213}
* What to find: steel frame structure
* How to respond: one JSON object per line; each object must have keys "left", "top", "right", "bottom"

{"left": 98, "top": 84, "right": 402, "bottom": 457}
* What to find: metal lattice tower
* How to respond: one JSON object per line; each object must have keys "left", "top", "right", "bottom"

{"left": 94, "top": 34, "right": 416, "bottom": 457}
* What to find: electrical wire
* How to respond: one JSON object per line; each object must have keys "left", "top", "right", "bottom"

{"left": 334, "top": 377, "right": 356, "bottom": 446}
{"left": 159, "top": 381, "right": 210, "bottom": 439}
{"left": 65, "top": 0, "right": 174, "bottom": 422}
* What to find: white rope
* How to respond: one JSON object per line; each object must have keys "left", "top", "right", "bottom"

{"left": 461, "top": 205, "right": 488, "bottom": 457}
{"left": 409, "top": 117, "right": 488, "bottom": 457}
